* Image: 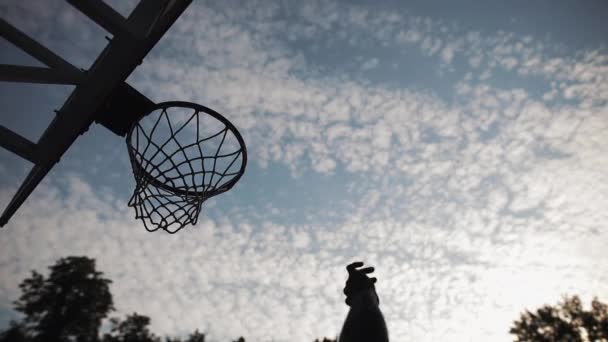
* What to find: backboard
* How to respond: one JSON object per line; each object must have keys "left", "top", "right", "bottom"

{"left": 0, "top": 0, "right": 198, "bottom": 228}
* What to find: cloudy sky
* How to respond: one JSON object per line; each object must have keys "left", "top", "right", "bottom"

{"left": 1, "top": 0, "right": 607, "bottom": 341}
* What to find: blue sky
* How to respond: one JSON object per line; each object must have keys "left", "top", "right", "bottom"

{"left": 1, "top": 0, "right": 607, "bottom": 341}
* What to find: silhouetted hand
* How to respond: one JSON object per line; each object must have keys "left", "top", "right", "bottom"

{"left": 343, "top": 261, "right": 379, "bottom": 306}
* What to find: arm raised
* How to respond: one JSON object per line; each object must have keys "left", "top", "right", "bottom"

{"left": 339, "top": 262, "right": 389, "bottom": 342}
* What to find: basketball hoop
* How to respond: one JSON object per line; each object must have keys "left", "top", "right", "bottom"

{"left": 126, "top": 101, "right": 247, "bottom": 233}
{"left": 0, "top": 1, "right": 251, "bottom": 231}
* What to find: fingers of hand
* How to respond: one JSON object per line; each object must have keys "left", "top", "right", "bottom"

{"left": 345, "top": 262, "right": 378, "bottom": 294}
{"left": 358, "top": 266, "right": 375, "bottom": 274}
{"left": 346, "top": 262, "right": 376, "bottom": 280}
{"left": 346, "top": 261, "right": 364, "bottom": 273}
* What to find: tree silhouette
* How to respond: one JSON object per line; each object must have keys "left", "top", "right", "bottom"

{"left": 0, "top": 321, "right": 28, "bottom": 342}
{"left": 510, "top": 295, "right": 608, "bottom": 341}
{"left": 102, "top": 313, "right": 159, "bottom": 342}
{"left": 185, "top": 330, "right": 207, "bottom": 342}
{"left": 2, "top": 256, "right": 364, "bottom": 342}
{"left": 13, "top": 256, "right": 114, "bottom": 342}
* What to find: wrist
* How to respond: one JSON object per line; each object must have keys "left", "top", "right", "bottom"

{"left": 349, "top": 287, "right": 379, "bottom": 308}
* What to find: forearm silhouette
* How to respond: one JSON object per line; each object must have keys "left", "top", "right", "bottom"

{"left": 339, "top": 262, "right": 389, "bottom": 342}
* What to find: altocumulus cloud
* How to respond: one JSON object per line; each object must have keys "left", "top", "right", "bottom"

{"left": 0, "top": 0, "right": 607, "bottom": 341}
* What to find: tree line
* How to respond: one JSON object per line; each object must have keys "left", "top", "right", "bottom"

{"left": 0, "top": 256, "right": 335, "bottom": 342}
{"left": 1, "top": 256, "right": 606, "bottom": 341}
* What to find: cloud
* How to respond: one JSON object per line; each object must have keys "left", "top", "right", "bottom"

{"left": 360, "top": 58, "right": 379, "bottom": 71}
{"left": 0, "top": 0, "right": 607, "bottom": 341}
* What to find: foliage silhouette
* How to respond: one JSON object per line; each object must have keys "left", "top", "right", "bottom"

{"left": 102, "top": 313, "right": 159, "bottom": 342}
{"left": 0, "top": 321, "right": 28, "bottom": 342}
{"left": 13, "top": 256, "right": 114, "bottom": 342}
{"left": 510, "top": 295, "right": 608, "bottom": 341}
{"left": 182, "top": 330, "right": 207, "bottom": 342}
{"left": 0, "top": 256, "right": 337, "bottom": 342}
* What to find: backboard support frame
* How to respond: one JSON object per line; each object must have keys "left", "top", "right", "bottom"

{"left": 0, "top": 0, "right": 192, "bottom": 227}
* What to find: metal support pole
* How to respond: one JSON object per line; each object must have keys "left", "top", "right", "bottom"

{"left": 0, "top": 0, "right": 192, "bottom": 227}
{"left": 66, "top": 0, "right": 139, "bottom": 39}
{"left": 0, "top": 165, "right": 49, "bottom": 226}
{"left": 0, "top": 126, "right": 38, "bottom": 164}
{"left": 0, "top": 65, "right": 82, "bottom": 85}
{"left": 0, "top": 18, "right": 81, "bottom": 77}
